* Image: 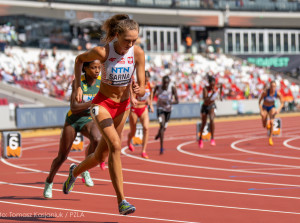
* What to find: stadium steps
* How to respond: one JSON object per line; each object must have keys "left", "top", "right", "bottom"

{"left": 0, "top": 81, "right": 68, "bottom": 106}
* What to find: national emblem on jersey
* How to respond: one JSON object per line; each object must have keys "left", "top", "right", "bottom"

{"left": 127, "top": 57, "right": 133, "bottom": 64}
{"left": 101, "top": 41, "right": 135, "bottom": 87}
{"left": 109, "top": 58, "right": 116, "bottom": 62}
{"left": 83, "top": 84, "right": 88, "bottom": 92}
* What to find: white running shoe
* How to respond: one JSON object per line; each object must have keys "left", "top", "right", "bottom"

{"left": 81, "top": 171, "right": 94, "bottom": 187}
{"left": 43, "top": 181, "right": 53, "bottom": 198}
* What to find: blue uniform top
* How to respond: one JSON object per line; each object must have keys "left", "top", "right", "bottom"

{"left": 264, "top": 89, "right": 277, "bottom": 103}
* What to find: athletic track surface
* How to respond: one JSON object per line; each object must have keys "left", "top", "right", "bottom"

{"left": 1, "top": 114, "right": 300, "bottom": 223}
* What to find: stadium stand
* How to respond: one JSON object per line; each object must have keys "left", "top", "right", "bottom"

{"left": 0, "top": 0, "right": 299, "bottom": 112}
{"left": 0, "top": 46, "right": 299, "bottom": 111}
{"left": 0, "top": 97, "right": 8, "bottom": 105}
{"left": 37, "top": 0, "right": 300, "bottom": 11}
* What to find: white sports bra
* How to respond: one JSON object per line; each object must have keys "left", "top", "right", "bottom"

{"left": 101, "top": 41, "right": 135, "bottom": 87}
{"left": 207, "top": 89, "right": 219, "bottom": 101}
{"left": 156, "top": 84, "right": 173, "bottom": 112}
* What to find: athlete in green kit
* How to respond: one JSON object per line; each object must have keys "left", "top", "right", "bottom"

{"left": 43, "top": 60, "right": 103, "bottom": 198}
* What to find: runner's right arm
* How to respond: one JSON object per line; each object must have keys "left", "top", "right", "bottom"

{"left": 70, "top": 81, "right": 92, "bottom": 114}
{"left": 74, "top": 46, "right": 106, "bottom": 102}
{"left": 258, "top": 90, "right": 266, "bottom": 112}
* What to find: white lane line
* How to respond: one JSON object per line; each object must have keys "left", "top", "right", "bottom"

{"left": 177, "top": 141, "right": 300, "bottom": 169}
{"left": 20, "top": 125, "right": 299, "bottom": 151}
{"left": 67, "top": 157, "right": 300, "bottom": 188}
{"left": 283, "top": 137, "right": 300, "bottom": 150}
{"left": 231, "top": 137, "right": 300, "bottom": 160}
{"left": 4, "top": 156, "right": 300, "bottom": 201}
{"left": 22, "top": 142, "right": 59, "bottom": 151}
{"left": 1, "top": 181, "right": 300, "bottom": 216}
{"left": 121, "top": 148, "right": 300, "bottom": 178}
{"left": 0, "top": 200, "right": 198, "bottom": 223}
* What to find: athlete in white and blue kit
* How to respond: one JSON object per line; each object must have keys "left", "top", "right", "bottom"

{"left": 152, "top": 75, "right": 178, "bottom": 154}
{"left": 62, "top": 14, "right": 145, "bottom": 215}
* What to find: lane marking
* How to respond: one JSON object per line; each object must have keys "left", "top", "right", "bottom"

{"left": 230, "top": 175, "right": 280, "bottom": 178}
{"left": 1, "top": 181, "right": 300, "bottom": 216}
{"left": 249, "top": 187, "right": 300, "bottom": 191}
{"left": 121, "top": 147, "right": 300, "bottom": 178}
{"left": 283, "top": 137, "right": 300, "bottom": 151}
{"left": 0, "top": 200, "right": 198, "bottom": 223}
{"left": 22, "top": 142, "right": 59, "bottom": 151}
{"left": 177, "top": 141, "right": 300, "bottom": 168}
{"left": 231, "top": 137, "right": 300, "bottom": 160}
{"left": 67, "top": 156, "right": 300, "bottom": 188}
{"left": 4, "top": 157, "right": 300, "bottom": 202}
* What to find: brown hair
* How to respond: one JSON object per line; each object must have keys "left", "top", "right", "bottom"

{"left": 102, "top": 14, "right": 139, "bottom": 43}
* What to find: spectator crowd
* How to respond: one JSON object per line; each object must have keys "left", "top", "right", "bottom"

{"left": 0, "top": 45, "right": 299, "bottom": 111}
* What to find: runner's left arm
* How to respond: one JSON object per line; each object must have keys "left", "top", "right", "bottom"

{"left": 171, "top": 85, "right": 179, "bottom": 105}
{"left": 276, "top": 92, "right": 284, "bottom": 114}
{"left": 133, "top": 46, "right": 145, "bottom": 97}
{"left": 148, "top": 83, "right": 154, "bottom": 113}
{"left": 219, "top": 84, "right": 223, "bottom": 101}
{"left": 70, "top": 81, "right": 92, "bottom": 114}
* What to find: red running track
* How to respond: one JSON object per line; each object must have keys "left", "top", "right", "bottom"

{"left": 1, "top": 115, "right": 300, "bottom": 223}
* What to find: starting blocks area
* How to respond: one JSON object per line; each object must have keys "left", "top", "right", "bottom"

{"left": 267, "top": 118, "right": 282, "bottom": 137}
{"left": 71, "top": 132, "right": 84, "bottom": 152}
{"left": 196, "top": 122, "right": 211, "bottom": 141}
{"left": 1, "top": 131, "right": 22, "bottom": 158}
{"left": 132, "top": 123, "right": 143, "bottom": 146}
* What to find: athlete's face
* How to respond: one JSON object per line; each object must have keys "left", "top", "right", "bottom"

{"left": 145, "top": 76, "right": 150, "bottom": 84}
{"left": 162, "top": 78, "right": 170, "bottom": 89}
{"left": 270, "top": 82, "right": 276, "bottom": 92}
{"left": 209, "top": 80, "right": 215, "bottom": 88}
{"left": 85, "top": 60, "right": 101, "bottom": 79}
{"left": 117, "top": 29, "right": 139, "bottom": 52}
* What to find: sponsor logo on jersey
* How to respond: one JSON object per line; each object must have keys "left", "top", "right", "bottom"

{"left": 83, "top": 95, "right": 95, "bottom": 102}
{"left": 111, "top": 67, "right": 130, "bottom": 73}
{"left": 109, "top": 58, "right": 116, "bottom": 62}
{"left": 117, "top": 58, "right": 125, "bottom": 64}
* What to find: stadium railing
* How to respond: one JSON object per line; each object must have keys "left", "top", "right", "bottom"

{"left": 30, "top": 0, "right": 300, "bottom": 11}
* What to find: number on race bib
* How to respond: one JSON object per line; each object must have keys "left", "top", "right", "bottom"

{"left": 132, "top": 124, "right": 143, "bottom": 146}
{"left": 267, "top": 118, "right": 282, "bottom": 137}
{"left": 1, "top": 132, "right": 22, "bottom": 158}
{"left": 71, "top": 132, "right": 84, "bottom": 151}
{"left": 196, "top": 122, "right": 211, "bottom": 141}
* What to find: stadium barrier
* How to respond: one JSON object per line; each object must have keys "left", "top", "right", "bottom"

{"left": 0, "top": 105, "right": 16, "bottom": 129}
{"left": 15, "top": 106, "right": 70, "bottom": 129}
{"left": 1, "top": 131, "right": 22, "bottom": 158}
{"left": 11, "top": 99, "right": 263, "bottom": 129}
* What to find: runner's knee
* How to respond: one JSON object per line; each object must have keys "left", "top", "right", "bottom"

{"left": 109, "top": 140, "right": 122, "bottom": 153}
{"left": 56, "top": 154, "right": 67, "bottom": 164}
{"left": 143, "top": 125, "right": 149, "bottom": 134}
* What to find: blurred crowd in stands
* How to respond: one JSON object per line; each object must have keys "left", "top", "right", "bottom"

{"left": 0, "top": 44, "right": 299, "bottom": 111}
{"left": 0, "top": 24, "right": 18, "bottom": 52}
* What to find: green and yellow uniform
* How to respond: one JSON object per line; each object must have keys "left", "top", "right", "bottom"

{"left": 65, "top": 75, "right": 101, "bottom": 131}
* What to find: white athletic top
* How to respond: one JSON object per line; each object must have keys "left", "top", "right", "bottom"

{"left": 156, "top": 84, "right": 173, "bottom": 112}
{"left": 207, "top": 88, "right": 219, "bottom": 101}
{"left": 101, "top": 41, "right": 135, "bottom": 87}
